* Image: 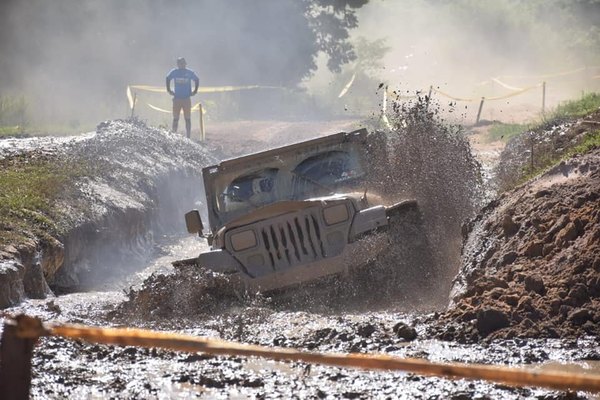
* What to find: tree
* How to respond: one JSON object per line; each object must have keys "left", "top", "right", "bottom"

{"left": 0, "top": 0, "right": 369, "bottom": 122}
{"left": 306, "top": 0, "right": 369, "bottom": 73}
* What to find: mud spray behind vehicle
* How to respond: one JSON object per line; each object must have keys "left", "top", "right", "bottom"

{"left": 174, "top": 128, "right": 426, "bottom": 292}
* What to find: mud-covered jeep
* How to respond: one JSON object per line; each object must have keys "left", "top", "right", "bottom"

{"left": 176, "top": 128, "right": 420, "bottom": 292}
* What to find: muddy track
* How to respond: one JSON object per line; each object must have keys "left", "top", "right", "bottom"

{"left": 3, "top": 116, "right": 600, "bottom": 399}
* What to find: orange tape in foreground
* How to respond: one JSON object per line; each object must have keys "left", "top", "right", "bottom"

{"left": 11, "top": 315, "right": 600, "bottom": 393}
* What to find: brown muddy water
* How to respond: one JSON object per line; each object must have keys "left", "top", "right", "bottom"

{"left": 5, "top": 233, "right": 600, "bottom": 399}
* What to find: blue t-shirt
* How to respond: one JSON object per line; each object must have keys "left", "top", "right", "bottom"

{"left": 166, "top": 68, "right": 199, "bottom": 99}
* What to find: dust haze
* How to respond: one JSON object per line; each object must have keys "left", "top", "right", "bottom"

{"left": 0, "top": 0, "right": 598, "bottom": 128}
{"left": 311, "top": 0, "right": 600, "bottom": 122}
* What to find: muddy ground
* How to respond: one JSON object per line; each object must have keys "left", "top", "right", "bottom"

{"left": 0, "top": 120, "right": 216, "bottom": 307}
{"left": 429, "top": 110, "right": 600, "bottom": 343}
{"left": 2, "top": 115, "right": 600, "bottom": 399}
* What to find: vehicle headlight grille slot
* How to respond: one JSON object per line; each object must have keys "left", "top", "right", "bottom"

{"left": 256, "top": 209, "right": 326, "bottom": 270}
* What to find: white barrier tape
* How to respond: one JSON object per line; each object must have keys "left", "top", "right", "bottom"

{"left": 381, "top": 113, "right": 392, "bottom": 130}
{"left": 338, "top": 73, "right": 356, "bottom": 98}
{"left": 126, "top": 86, "right": 135, "bottom": 109}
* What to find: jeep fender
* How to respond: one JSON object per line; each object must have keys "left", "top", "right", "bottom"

{"left": 349, "top": 205, "right": 387, "bottom": 239}
{"left": 197, "top": 249, "right": 244, "bottom": 273}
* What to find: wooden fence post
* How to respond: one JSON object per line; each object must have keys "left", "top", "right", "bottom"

{"left": 542, "top": 81, "right": 546, "bottom": 114}
{"left": 199, "top": 104, "right": 205, "bottom": 141}
{"left": 0, "top": 321, "right": 37, "bottom": 400}
{"left": 530, "top": 132, "right": 535, "bottom": 174}
{"left": 476, "top": 97, "right": 485, "bottom": 125}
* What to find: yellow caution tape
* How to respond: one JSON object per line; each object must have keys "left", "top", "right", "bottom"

{"left": 491, "top": 78, "right": 524, "bottom": 92}
{"left": 485, "top": 83, "right": 543, "bottom": 101}
{"left": 147, "top": 103, "right": 170, "bottom": 113}
{"left": 338, "top": 73, "right": 356, "bottom": 98}
{"left": 130, "top": 85, "right": 166, "bottom": 93}
{"left": 431, "top": 88, "right": 477, "bottom": 102}
{"left": 147, "top": 103, "right": 206, "bottom": 114}
{"left": 130, "top": 84, "right": 281, "bottom": 94}
{"left": 433, "top": 82, "right": 542, "bottom": 102}
{"left": 191, "top": 103, "right": 204, "bottom": 112}
{"left": 499, "top": 66, "right": 597, "bottom": 80}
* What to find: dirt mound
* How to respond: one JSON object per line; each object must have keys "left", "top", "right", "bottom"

{"left": 117, "top": 264, "right": 241, "bottom": 320}
{"left": 430, "top": 148, "right": 600, "bottom": 342}
{"left": 0, "top": 119, "right": 216, "bottom": 307}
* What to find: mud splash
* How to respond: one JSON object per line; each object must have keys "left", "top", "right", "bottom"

{"left": 372, "top": 95, "right": 484, "bottom": 305}
{"left": 117, "top": 265, "right": 240, "bottom": 321}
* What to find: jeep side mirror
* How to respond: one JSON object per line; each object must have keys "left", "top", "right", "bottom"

{"left": 185, "top": 210, "right": 204, "bottom": 236}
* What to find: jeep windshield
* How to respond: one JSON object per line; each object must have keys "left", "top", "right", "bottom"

{"left": 202, "top": 129, "right": 369, "bottom": 231}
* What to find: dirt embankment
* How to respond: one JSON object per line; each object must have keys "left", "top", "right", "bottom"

{"left": 431, "top": 145, "right": 600, "bottom": 342}
{"left": 0, "top": 120, "right": 215, "bottom": 308}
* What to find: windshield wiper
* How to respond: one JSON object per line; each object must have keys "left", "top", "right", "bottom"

{"left": 291, "top": 170, "right": 334, "bottom": 196}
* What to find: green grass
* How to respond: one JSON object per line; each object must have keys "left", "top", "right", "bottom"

{"left": 552, "top": 92, "right": 600, "bottom": 119}
{"left": 567, "top": 129, "right": 600, "bottom": 155}
{"left": 0, "top": 159, "right": 88, "bottom": 244}
{"left": 487, "top": 122, "right": 530, "bottom": 143}
{"left": 517, "top": 129, "right": 600, "bottom": 186}
{"left": 0, "top": 125, "right": 26, "bottom": 137}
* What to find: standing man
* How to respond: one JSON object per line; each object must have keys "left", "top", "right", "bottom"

{"left": 166, "top": 57, "right": 199, "bottom": 138}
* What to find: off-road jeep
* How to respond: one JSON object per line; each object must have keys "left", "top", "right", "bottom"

{"left": 176, "top": 128, "right": 421, "bottom": 292}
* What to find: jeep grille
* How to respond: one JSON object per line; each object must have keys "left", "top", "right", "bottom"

{"left": 260, "top": 211, "right": 326, "bottom": 269}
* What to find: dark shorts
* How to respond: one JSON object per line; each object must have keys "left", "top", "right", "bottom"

{"left": 173, "top": 98, "right": 191, "bottom": 119}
